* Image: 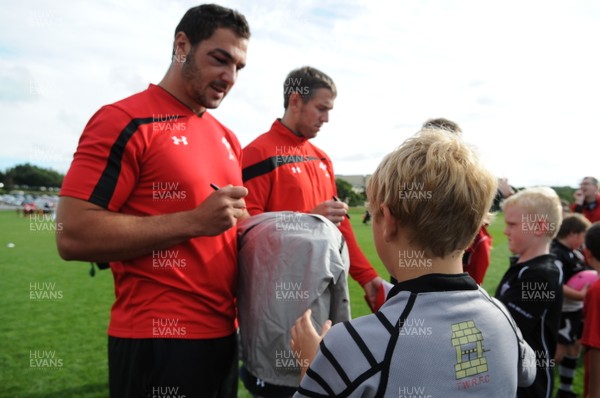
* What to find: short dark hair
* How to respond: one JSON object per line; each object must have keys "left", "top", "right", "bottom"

{"left": 556, "top": 214, "right": 591, "bottom": 238}
{"left": 585, "top": 222, "right": 600, "bottom": 261}
{"left": 422, "top": 118, "right": 462, "bottom": 134}
{"left": 283, "top": 66, "right": 337, "bottom": 109}
{"left": 173, "top": 4, "right": 250, "bottom": 57}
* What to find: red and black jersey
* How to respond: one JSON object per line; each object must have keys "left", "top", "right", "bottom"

{"left": 571, "top": 193, "right": 600, "bottom": 223}
{"left": 242, "top": 119, "right": 378, "bottom": 286}
{"left": 582, "top": 280, "right": 600, "bottom": 397}
{"left": 61, "top": 84, "right": 243, "bottom": 339}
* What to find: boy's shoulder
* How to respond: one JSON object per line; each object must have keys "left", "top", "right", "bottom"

{"left": 310, "top": 283, "right": 524, "bottom": 396}
{"left": 550, "top": 239, "right": 570, "bottom": 257}
{"left": 509, "top": 255, "right": 564, "bottom": 291}
{"left": 520, "top": 254, "right": 562, "bottom": 275}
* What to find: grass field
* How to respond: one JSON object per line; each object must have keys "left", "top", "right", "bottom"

{"left": 0, "top": 208, "right": 584, "bottom": 396}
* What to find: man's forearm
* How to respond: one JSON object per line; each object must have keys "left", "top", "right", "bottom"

{"left": 56, "top": 188, "right": 246, "bottom": 263}
{"left": 57, "top": 199, "right": 199, "bottom": 262}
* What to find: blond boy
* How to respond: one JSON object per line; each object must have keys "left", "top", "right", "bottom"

{"left": 495, "top": 187, "right": 564, "bottom": 398}
{"left": 290, "top": 129, "right": 535, "bottom": 396}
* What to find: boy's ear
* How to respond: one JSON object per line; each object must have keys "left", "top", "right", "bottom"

{"left": 381, "top": 204, "right": 399, "bottom": 242}
{"left": 533, "top": 220, "right": 551, "bottom": 238}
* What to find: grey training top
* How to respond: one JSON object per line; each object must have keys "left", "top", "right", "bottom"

{"left": 238, "top": 212, "right": 351, "bottom": 388}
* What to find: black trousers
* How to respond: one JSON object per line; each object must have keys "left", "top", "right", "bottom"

{"left": 108, "top": 334, "right": 237, "bottom": 398}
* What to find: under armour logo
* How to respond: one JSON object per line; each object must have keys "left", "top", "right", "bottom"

{"left": 171, "top": 136, "right": 188, "bottom": 145}
{"left": 291, "top": 166, "right": 302, "bottom": 174}
{"left": 256, "top": 378, "right": 265, "bottom": 388}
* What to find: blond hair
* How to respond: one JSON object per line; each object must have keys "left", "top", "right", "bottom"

{"left": 367, "top": 129, "right": 496, "bottom": 258}
{"left": 502, "top": 187, "right": 563, "bottom": 239}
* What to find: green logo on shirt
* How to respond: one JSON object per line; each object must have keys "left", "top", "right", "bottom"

{"left": 451, "top": 320, "right": 488, "bottom": 379}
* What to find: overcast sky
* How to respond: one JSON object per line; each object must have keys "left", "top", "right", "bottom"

{"left": 1, "top": 0, "right": 598, "bottom": 188}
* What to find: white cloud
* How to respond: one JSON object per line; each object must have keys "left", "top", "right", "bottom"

{"left": 0, "top": 0, "right": 598, "bottom": 187}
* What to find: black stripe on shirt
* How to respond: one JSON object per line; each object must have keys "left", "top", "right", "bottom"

{"left": 375, "top": 312, "right": 395, "bottom": 334}
{"left": 303, "top": 367, "right": 336, "bottom": 397}
{"left": 302, "top": 358, "right": 384, "bottom": 398}
{"left": 375, "top": 292, "right": 418, "bottom": 398}
{"left": 89, "top": 117, "right": 155, "bottom": 209}
{"left": 344, "top": 321, "right": 378, "bottom": 368}
{"left": 242, "top": 155, "right": 321, "bottom": 182}
{"left": 319, "top": 340, "right": 352, "bottom": 386}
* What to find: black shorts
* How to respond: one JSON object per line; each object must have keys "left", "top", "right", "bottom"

{"left": 557, "top": 309, "right": 583, "bottom": 345}
{"left": 108, "top": 334, "right": 237, "bottom": 398}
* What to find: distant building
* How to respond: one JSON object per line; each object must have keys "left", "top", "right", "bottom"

{"left": 335, "top": 175, "right": 370, "bottom": 193}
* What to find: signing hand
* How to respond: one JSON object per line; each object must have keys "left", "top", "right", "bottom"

{"left": 311, "top": 200, "right": 348, "bottom": 225}
{"left": 190, "top": 185, "right": 248, "bottom": 236}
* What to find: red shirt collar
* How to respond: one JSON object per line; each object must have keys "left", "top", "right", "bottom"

{"left": 272, "top": 119, "right": 308, "bottom": 144}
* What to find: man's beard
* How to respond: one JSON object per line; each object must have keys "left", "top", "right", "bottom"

{"left": 181, "top": 51, "right": 224, "bottom": 110}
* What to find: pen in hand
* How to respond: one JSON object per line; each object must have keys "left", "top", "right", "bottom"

{"left": 211, "top": 183, "right": 248, "bottom": 216}
{"left": 333, "top": 196, "right": 350, "bottom": 219}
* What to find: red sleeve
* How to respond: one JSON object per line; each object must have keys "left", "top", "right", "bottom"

{"left": 338, "top": 218, "right": 379, "bottom": 286}
{"left": 466, "top": 227, "right": 492, "bottom": 285}
{"left": 242, "top": 145, "right": 271, "bottom": 215}
{"left": 60, "top": 105, "right": 141, "bottom": 211}
{"left": 582, "top": 282, "right": 600, "bottom": 349}
{"left": 328, "top": 159, "right": 378, "bottom": 286}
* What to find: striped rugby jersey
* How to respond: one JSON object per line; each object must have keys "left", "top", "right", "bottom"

{"left": 295, "top": 273, "right": 535, "bottom": 397}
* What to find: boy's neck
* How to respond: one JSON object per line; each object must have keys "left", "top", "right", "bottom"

{"left": 382, "top": 220, "right": 464, "bottom": 283}
{"left": 557, "top": 237, "right": 572, "bottom": 249}
{"left": 517, "top": 241, "right": 550, "bottom": 264}
{"left": 390, "top": 253, "right": 464, "bottom": 283}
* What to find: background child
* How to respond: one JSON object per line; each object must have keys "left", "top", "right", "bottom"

{"left": 463, "top": 213, "right": 494, "bottom": 285}
{"left": 290, "top": 128, "right": 535, "bottom": 396}
{"left": 495, "top": 187, "right": 564, "bottom": 398}
{"left": 552, "top": 214, "right": 591, "bottom": 398}
{"left": 581, "top": 222, "right": 600, "bottom": 398}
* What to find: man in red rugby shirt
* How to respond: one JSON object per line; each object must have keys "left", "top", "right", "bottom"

{"left": 240, "top": 66, "right": 383, "bottom": 395}
{"left": 56, "top": 5, "right": 249, "bottom": 397}
{"left": 572, "top": 176, "right": 600, "bottom": 223}
{"left": 242, "top": 66, "right": 382, "bottom": 302}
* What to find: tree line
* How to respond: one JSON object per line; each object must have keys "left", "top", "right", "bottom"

{"left": 0, "top": 164, "right": 64, "bottom": 190}
{"left": 0, "top": 165, "right": 577, "bottom": 206}
{"left": 335, "top": 178, "right": 577, "bottom": 208}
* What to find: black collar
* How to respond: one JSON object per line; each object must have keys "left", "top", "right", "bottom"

{"left": 387, "top": 273, "right": 478, "bottom": 301}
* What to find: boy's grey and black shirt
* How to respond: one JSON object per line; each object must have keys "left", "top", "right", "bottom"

{"left": 551, "top": 239, "right": 588, "bottom": 311}
{"left": 495, "top": 255, "right": 563, "bottom": 398}
{"left": 294, "top": 273, "right": 536, "bottom": 398}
